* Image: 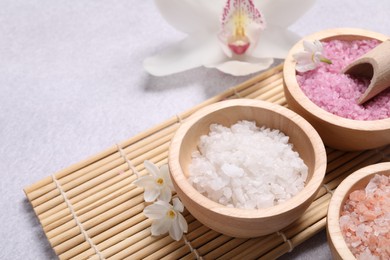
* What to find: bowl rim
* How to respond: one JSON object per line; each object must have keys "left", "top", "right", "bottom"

{"left": 169, "top": 98, "right": 327, "bottom": 219}
{"left": 283, "top": 27, "right": 390, "bottom": 130}
{"left": 327, "top": 162, "right": 390, "bottom": 259}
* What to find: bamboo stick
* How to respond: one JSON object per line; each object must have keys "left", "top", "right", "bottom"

{"left": 225, "top": 64, "right": 283, "bottom": 98}
{"left": 196, "top": 235, "right": 232, "bottom": 259}
{"left": 27, "top": 123, "right": 177, "bottom": 207}
{"left": 260, "top": 217, "right": 327, "bottom": 259}
{"left": 238, "top": 73, "right": 283, "bottom": 98}
{"left": 327, "top": 150, "right": 346, "bottom": 163}
{"left": 192, "top": 191, "right": 331, "bottom": 260}
{"left": 143, "top": 216, "right": 198, "bottom": 260}
{"left": 207, "top": 237, "right": 249, "bottom": 260}
{"left": 325, "top": 147, "right": 388, "bottom": 185}
{"left": 24, "top": 145, "right": 119, "bottom": 195}
{"left": 38, "top": 146, "right": 168, "bottom": 225}
{"left": 74, "top": 218, "right": 152, "bottom": 260}
{"left": 180, "top": 230, "right": 221, "bottom": 260}
{"left": 172, "top": 64, "right": 283, "bottom": 124}
{"left": 50, "top": 194, "right": 143, "bottom": 249}
{"left": 58, "top": 207, "right": 148, "bottom": 259}
{"left": 51, "top": 193, "right": 145, "bottom": 251}
{"left": 34, "top": 162, "right": 128, "bottom": 215}
{"left": 94, "top": 214, "right": 195, "bottom": 260}
{"left": 46, "top": 185, "right": 143, "bottom": 240}
{"left": 273, "top": 96, "right": 287, "bottom": 106}
{"left": 31, "top": 157, "right": 125, "bottom": 211}
{"left": 42, "top": 154, "right": 168, "bottom": 233}
{"left": 160, "top": 186, "right": 330, "bottom": 257}
{"left": 42, "top": 167, "right": 135, "bottom": 232}
{"left": 247, "top": 79, "right": 283, "bottom": 100}
{"left": 126, "top": 236, "right": 180, "bottom": 260}
{"left": 224, "top": 234, "right": 279, "bottom": 260}
{"left": 100, "top": 228, "right": 156, "bottom": 259}
{"left": 266, "top": 91, "right": 285, "bottom": 103}
{"left": 71, "top": 185, "right": 185, "bottom": 259}
{"left": 60, "top": 143, "right": 169, "bottom": 200}
{"left": 148, "top": 223, "right": 210, "bottom": 260}
{"left": 48, "top": 155, "right": 168, "bottom": 253}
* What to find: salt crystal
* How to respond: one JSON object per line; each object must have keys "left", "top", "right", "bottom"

{"left": 188, "top": 120, "right": 308, "bottom": 209}
{"left": 339, "top": 174, "right": 390, "bottom": 259}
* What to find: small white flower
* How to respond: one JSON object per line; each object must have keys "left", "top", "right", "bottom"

{"left": 133, "top": 160, "right": 174, "bottom": 202}
{"left": 144, "top": 198, "right": 188, "bottom": 241}
{"left": 144, "top": 0, "right": 316, "bottom": 76}
{"left": 293, "top": 40, "right": 332, "bottom": 73}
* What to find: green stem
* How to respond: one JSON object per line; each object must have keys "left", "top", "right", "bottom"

{"left": 320, "top": 57, "right": 332, "bottom": 64}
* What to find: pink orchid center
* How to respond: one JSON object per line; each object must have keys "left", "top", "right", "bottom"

{"left": 228, "top": 27, "right": 250, "bottom": 55}
{"left": 221, "top": 0, "right": 265, "bottom": 56}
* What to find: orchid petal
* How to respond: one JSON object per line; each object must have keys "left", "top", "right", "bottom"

{"left": 210, "top": 58, "right": 274, "bottom": 76}
{"left": 295, "top": 61, "right": 316, "bottom": 73}
{"left": 172, "top": 197, "right": 184, "bottom": 212}
{"left": 151, "top": 217, "right": 171, "bottom": 236}
{"left": 144, "top": 201, "right": 169, "bottom": 219}
{"left": 169, "top": 217, "right": 183, "bottom": 241}
{"left": 303, "top": 40, "right": 319, "bottom": 54}
{"left": 159, "top": 187, "right": 172, "bottom": 202}
{"left": 154, "top": 0, "right": 224, "bottom": 34}
{"left": 255, "top": 0, "right": 315, "bottom": 28}
{"left": 245, "top": 21, "right": 265, "bottom": 54}
{"left": 178, "top": 213, "right": 188, "bottom": 233}
{"left": 293, "top": 52, "right": 312, "bottom": 64}
{"left": 133, "top": 175, "right": 155, "bottom": 188}
{"left": 313, "top": 40, "right": 324, "bottom": 52}
{"left": 144, "top": 35, "right": 223, "bottom": 76}
{"left": 144, "top": 160, "right": 160, "bottom": 178}
{"left": 144, "top": 187, "right": 160, "bottom": 202}
{"left": 160, "top": 165, "right": 174, "bottom": 191}
{"left": 251, "top": 26, "right": 300, "bottom": 59}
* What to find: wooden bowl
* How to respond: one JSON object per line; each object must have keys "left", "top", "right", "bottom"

{"left": 283, "top": 28, "right": 390, "bottom": 151}
{"left": 168, "top": 99, "right": 327, "bottom": 238}
{"left": 327, "top": 162, "right": 390, "bottom": 259}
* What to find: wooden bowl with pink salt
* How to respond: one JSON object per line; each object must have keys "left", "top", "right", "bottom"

{"left": 168, "top": 99, "right": 327, "bottom": 238}
{"left": 327, "top": 162, "right": 390, "bottom": 259}
{"left": 283, "top": 28, "right": 390, "bottom": 151}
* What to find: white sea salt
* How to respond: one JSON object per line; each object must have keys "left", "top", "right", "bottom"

{"left": 188, "top": 120, "right": 308, "bottom": 209}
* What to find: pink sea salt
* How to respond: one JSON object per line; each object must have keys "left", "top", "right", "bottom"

{"left": 297, "top": 39, "right": 390, "bottom": 120}
{"left": 339, "top": 174, "right": 390, "bottom": 259}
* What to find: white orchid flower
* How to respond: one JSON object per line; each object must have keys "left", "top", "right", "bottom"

{"left": 133, "top": 160, "right": 174, "bottom": 202}
{"left": 144, "top": 0, "right": 316, "bottom": 76}
{"left": 293, "top": 40, "right": 332, "bottom": 72}
{"left": 144, "top": 198, "right": 188, "bottom": 241}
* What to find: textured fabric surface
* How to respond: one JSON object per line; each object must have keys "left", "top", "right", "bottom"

{"left": 1, "top": 0, "right": 389, "bottom": 259}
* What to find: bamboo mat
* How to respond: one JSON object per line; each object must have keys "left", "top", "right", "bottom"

{"left": 24, "top": 63, "right": 390, "bottom": 259}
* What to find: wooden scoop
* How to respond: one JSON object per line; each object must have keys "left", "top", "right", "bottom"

{"left": 342, "top": 39, "right": 390, "bottom": 105}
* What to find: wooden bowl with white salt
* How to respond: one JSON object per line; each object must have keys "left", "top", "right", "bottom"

{"left": 168, "top": 99, "right": 327, "bottom": 238}
{"left": 283, "top": 28, "right": 390, "bottom": 151}
{"left": 327, "top": 162, "right": 390, "bottom": 259}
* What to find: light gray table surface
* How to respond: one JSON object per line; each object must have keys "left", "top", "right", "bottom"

{"left": 1, "top": 0, "right": 389, "bottom": 259}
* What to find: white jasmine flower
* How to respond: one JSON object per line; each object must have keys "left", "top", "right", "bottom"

{"left": 144, "top": 198, "right": 188, "bottom": 241}
{"left": 293, "top": 40, "right": 332, "bottom": 72}
{"left": 144, "top": 0, "right": 316, "bottom": 76}
{"left": 133, "top": 160, "right": 174, "bottom": 202}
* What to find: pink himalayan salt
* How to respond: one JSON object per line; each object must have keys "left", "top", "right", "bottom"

{"left": 339, "top": 174, "right": 390, "bottom": 259}
{"left": 297, "top": 39, "right": 390, "bottom": 120}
